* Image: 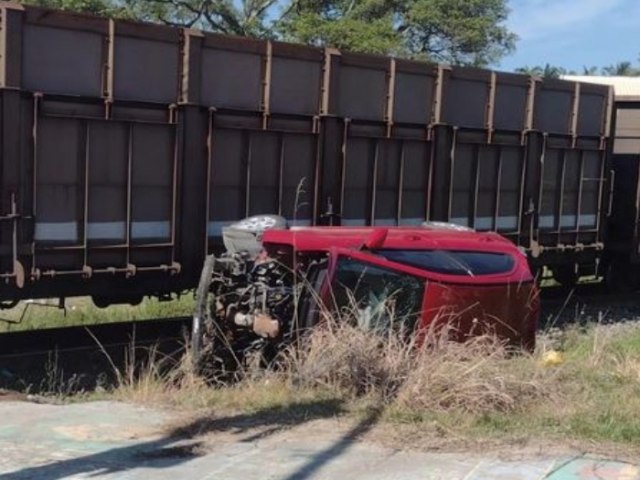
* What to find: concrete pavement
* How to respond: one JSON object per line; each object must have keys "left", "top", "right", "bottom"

{"left": 0, "top": 400, "right": 638, "bottom": 479}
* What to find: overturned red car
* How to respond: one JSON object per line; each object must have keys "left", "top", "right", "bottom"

{"left": 192, "top": 216, "right": 539, "bottom": 370}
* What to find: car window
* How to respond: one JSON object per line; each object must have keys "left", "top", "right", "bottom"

{"left": 376, "top": 250, "right": 515, "bottom": 276}
{"left": 332, "top": 256, "right": 424, "bottom": 332}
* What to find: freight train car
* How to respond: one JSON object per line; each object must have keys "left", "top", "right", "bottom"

{"left": 0, "top": 3, "right": 613, "bottom": 307}
{"left": 564, "top": 76, "right": 640, "bottom": 291}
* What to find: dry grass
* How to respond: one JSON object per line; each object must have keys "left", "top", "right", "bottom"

{"left": 105, "top": 316, "right": 640, "bottom": 449}
{"left": 110, "top": 345, "right": 199, "bottom": 404}
{"left": 283, "top": 321, "right": 550, "bottom": 415}
{"left": 110, "top": 351, "right": 337, "bottom": 416}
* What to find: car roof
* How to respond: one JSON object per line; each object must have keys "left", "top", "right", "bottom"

{"left": 262, "top": 227, "right": 519, "bottom": 254}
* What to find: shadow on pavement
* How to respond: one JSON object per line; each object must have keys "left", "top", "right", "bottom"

{"left": 2, "top": 398, "right": 345, "bottom": 480}
{"left": 170, "top": 397, "right": 346, "bottom": 442}
{"left": 1, "top": 437, "right": 205, "bottom": 480}
{"left": 281, "top": 405, "right": 383, "bottom": 480}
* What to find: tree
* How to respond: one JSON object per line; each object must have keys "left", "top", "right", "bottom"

{"left": 276, "top": 1, "right": 401, "bottom": 55}
{"left": 515, "top": 64, "right": 572, "bottom": 79}
{"left": 279, "top": 0, "right": 517, "bottom": 66}
{"left": 582, "top": 66, "right": 599, "bottom": 76}
{"left": 121, "top": 0, "right": 280, "bottom": 36}
{"left": 19, "top": 0, "right": 282, "bottom": 36}
{"left": 516, "top": 59, "right": 640, "bottom": 78}
{"left": 20, "top": 0, "right": 126, "bottom": 17}
{"left": 601, "top": 61, "right": 640, "bottom": 77}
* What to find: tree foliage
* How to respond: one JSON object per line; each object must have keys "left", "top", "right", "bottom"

{"left": 515, "top": 64, "right": 568, "bottom": 79}
{"left": 276, "top": 4, "right": 400, "bottom": 56}
{"left": 601, "top": 61, "right": 640, "bottom": 77}
{"left": 20, "top": 0, "right": 126, "bottom": 17}
{"left": 121, "top": 0, "right": 280, "bottom": 36}
{"left": 18, "top": 0, "right": 516, "bottom": 67}
{"left": 18, "top": 0, "right": 282, "bottom": 36}
{"left": 279, "top": 0, "right": 516, "bottom": 65}
{"left": 517, "top": 57, "right": 640, "bottom": 79}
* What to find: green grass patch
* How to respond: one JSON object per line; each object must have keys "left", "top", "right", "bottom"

{"left": 406, "top": 323, "right": 640, "bottom": 447}
{"left": 0, "top": 295, "right": 194, "bottom": 333}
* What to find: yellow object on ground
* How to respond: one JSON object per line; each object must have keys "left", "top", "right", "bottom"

{"left": 541, "top": 350, "right": 565, "bottom": 367}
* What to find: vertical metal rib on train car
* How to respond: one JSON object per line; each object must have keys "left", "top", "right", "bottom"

{"left": 312, "top": 115, "right": 322, "bottom": 226}
{"left": 522, "top": 76, "right": 537, "bottom": 249}
{"left": 370, "top": 140, "right": 380, "bottom": 225}
{"left": 30, "top": 94, "right": 41, "bottom": 277}
{"left": 493, "top": 146, "right": 504, "bottom": 232}
{"left": 598, "top": 87, "right": 614, "bottom": 245}
{"left": 570, "top": 83, "right": 580, "bottom": 149}
{"left": 10, "top": 194, "right": 21, "bottom": 286}
{"left": 533, "top": 133, "right": 548, "bottom": 250}
{"left": 0, "top": 194, "right": 23, "bottom": 287}
{"left": 425, "top": 128, "right": 436, "bottom": 222}
{"left": 485, "top": 73, "right": 497, "bottom": 144}
{"left": 597, "top": 137, "right": 609, "bottom": 244}
{"left": 556, "top": 147, "right": 568, "bottom": 245}
{"left": 204, "top": 108, "right": 215, "bottom": 254}
{"left": 432, "top": 66, "right": 445, "bottom": 126}
{"left": 471, "top": 143, "right": 481, "bottom": 230}
{"left": 339, "top": 118, "right": 350, "bottom": 222}
{"left": 381, "top": 57, "right": 395, "bottom": 226}
{"left": 575, "top": 150, "right": 585, "bottom": 243}
{"left": 126, "top": 123, "right": 133, "bottom": 268}
{"left": 396, "top": 143, "right": 406, "bottom": 225}
{"left": 424, "top": 66, "right": 445, "bottom": 223}
{"left": 169, "top": 105, "right": 179, "bottom": 269}
{"left": 385, "top": 58, "right": 396, "bottom": 138}
{"left": 261, "top": 41, "right": 272, "bottom": 130}
{"left": 244, "top": 134, "right": 253, "bottom": 218}
{"left": 447, "top": 127, "right": 458, "bottom": 223}
{"left": 82, "top": 121, "right": 91, "bottom": 273}
{"left": 570, "top": 82, "right": 582, "bottom": 244}
{"left": 105, "top": 19, "right": 115, "bottom": 101}
{"left": 517, "top": 134, "right": 528, "bottom": 238}
{"left": 277, "top": 133, "right": 285, "bottom": 217}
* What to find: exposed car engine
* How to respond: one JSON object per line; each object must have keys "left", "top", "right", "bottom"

{"left": 192, "top": 216, "right": 297, "bottom": 375}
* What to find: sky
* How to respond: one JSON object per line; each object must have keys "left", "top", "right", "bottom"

{"left": 500, "top": 0, "right": 640, "bottom": 72}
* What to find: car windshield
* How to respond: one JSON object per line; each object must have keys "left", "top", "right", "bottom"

{"left": 375, "top": 250, "right": 515, "bottom": 276}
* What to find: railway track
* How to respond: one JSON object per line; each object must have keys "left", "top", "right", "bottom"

{"left": 1, "top": 285, "right": 639, "bottom": 349}
{"left": 0, "top": 285, "right": 639, "bottom": 394}
{"left": 540, "top": 283, "right": 640, "bottom": 327}
{"left": 0, "top": 317, "right": 191, "bottom": 358}
{"left": 2, "top": 286, "right": 639, "bottom": 356}
{"left": 0, "top": 317, "right": 191, "bottom": 393}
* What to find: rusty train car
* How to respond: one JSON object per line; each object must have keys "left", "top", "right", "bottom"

{"left": 595, "top": 77, "right": 640, "bottom": 290}
{"left": 0, "top": 4, "right": 617, "bottom": 307}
